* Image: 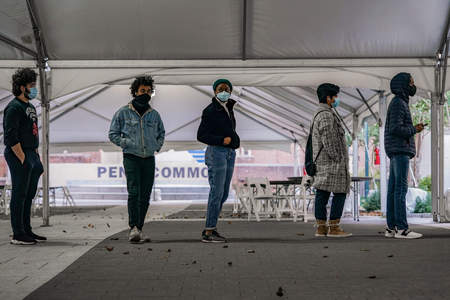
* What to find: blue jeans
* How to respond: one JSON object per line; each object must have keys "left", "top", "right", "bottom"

{"left": 387, "top": 154, "right": 410, "bottom": 230}
{"left": 205, "top": 146, "right": 236, "bottom": 230}
{"left": 314, "top": 189, "right": 346, "bottom": 221}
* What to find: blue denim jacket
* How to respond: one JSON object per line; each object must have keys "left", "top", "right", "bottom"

{"left": 109, "top": 104, "right": 165, "bottom": 158}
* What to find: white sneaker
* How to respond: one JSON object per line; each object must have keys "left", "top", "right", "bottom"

{"left": 128, "top": 227, "right": 140, "bottom": 243}
{"left": 139, "top": 230, "right": 151, "bottom": 243}
{"left": 385, "top": 228, "right": 396, "bottom": 238}
{"left": 395, "top": 229, "right": 423, "bottom": 239}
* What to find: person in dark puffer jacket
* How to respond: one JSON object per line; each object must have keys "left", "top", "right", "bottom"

{"left": 384, "top": 72, "right": 424, "bottom": 239}
{"left": 197, "top": 79, "right": 240, "bottom": 243}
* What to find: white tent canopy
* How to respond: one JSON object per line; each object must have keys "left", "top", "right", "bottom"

{"left": 0, "top": 0, "right": 449, "bottom": 223}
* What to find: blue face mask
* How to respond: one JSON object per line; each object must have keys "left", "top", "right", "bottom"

{"left": 26, "top": 87, "right": 38, "bottom": 100}
{"left": 332, "top": 97, "right": 340, "bottom": 108}
{"left": 216, "top": 91, "right": 231, "bottom": 102}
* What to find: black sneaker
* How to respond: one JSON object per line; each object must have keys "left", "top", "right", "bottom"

{"left": 10, "top": 235, "right": 37, "bottom": 245}
{"left": 201, "top": 230, "right": 227, "bottom": 243}
{"left": 26, "top": 231, "right": 47, "bottom": 242}
{"left": 212, "top": 230, "right": 227, "bottom": 241}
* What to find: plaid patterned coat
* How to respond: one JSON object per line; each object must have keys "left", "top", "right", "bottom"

{"left": 311, "top": 104, "right": 350, "bottom": 194}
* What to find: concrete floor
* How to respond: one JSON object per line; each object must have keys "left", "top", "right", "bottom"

{"left": 1, "top": 203, "right": 450, "bottom": 300}
{"left": 24, "top": 220, "right": 450, "bottom": 300}
{"left": 0, "top": 202, "right": 190, "bottom": 300}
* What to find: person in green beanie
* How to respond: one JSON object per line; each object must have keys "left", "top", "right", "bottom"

{"left": 197, "top": 79, "right": 240, "bottom": 243}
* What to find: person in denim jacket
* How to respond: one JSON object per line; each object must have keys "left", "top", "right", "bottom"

{"left": 109, "top": 76, "right": 165, "bottom": 243}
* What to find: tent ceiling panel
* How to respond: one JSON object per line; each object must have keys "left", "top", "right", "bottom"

{"left": 249, "top": 0, "right": 449, "bottom": 58}
{"left": 0, "top": 0, "right": 35, "bottom": 59}
{"left": 34, "top": 0, "right": 243, "bottom": 60}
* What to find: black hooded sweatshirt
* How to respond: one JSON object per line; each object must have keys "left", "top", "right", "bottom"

{"left": 384, "top": 73, "right": 417, "bottom": 159}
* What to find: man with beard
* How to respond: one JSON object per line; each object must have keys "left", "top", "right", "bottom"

{"left": 109, "top": 76, "right": 165, "bottom": 243}
{"left": 4, "top": 68, "right": 44, "bottom": 245}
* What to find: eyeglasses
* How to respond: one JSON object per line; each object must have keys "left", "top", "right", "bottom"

{"left": 139, "top": 88, "right": 152, "bottom": 94}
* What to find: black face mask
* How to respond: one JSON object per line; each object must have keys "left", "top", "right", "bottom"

{"left": 134, "top": 93, "right": 151, "bottom": 105}
{"left": 408, "top": 85, "right": 417, "bottom": 97}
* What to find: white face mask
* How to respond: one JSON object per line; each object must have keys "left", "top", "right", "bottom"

{"left": 216, "top": 91, "right": 231, "bottom": 102}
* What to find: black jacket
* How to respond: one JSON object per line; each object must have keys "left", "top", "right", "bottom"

{"left": 384, "top": 73, "right": 417, "bottom": 159}
{"left": 197, "top": 97, "right": 240, "bottom": 149}
{"left": 3, "top": 98, "right": 39, "bottom": 150}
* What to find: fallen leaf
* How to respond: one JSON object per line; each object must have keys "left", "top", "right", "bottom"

{"left": 123, "top": 251, "right": 130, "bottom": 255}
{"left": 105, "top": 246, "right": 114, "bottom": 252}
{"left": 228, "top": 221, "right": 232, "bottom": 224}
{"left": 296, "top": 233, "right": 305, "bottom": 236}
{"left": 276, "top": 287, "right": 284, "bottom": 297}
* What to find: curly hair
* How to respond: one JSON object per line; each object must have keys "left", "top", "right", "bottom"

{"left": 130, "top": 76, "right": 154, "bottom": 97}
{"left": 12, "top": 68, "right": 38, "bottom": 96}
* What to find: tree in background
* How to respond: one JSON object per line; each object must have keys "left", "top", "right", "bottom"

{"left": 409, "top": 91, "right": 450, "bottom": 182}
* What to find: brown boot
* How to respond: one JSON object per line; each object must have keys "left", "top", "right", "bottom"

{"left": 315, "top": 219, "right": 328, "bottom": 237}
{"left": 328, "top": 219, "right": 352, "bottom": 238}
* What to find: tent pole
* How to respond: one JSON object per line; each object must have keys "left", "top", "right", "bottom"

{"left": 290, "top": 131, "right": 300, "bottom": 177}
{"left": 352, "top": 115, "right": 359, "bottom": 177}
{"left": 378, "top": 91, "right": 388, "bottom": 214}
{"left": 431, "top": 55, "right": 441, "bottom": 222}
{"left": 241, "top": 0, "right": 247, "bottom": 60}
{"left": 26, "top": 0, "right": 51, "bottom": 226}
{"left": 352, "top": 114, "right": 359, "bottom": 217}
{"left": 438, "top": 39, "right": 449, "bottom": 221}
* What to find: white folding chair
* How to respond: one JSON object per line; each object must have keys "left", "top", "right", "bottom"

{"left": 274, "top": 184, "right": 296, "bottom": 221}
{"left": 0, "top": 185, "right": 11, "bottom": 216}
{"left": 291, "top": 183, "right": 315, "bottom": 223}
{"left": 233, "top": 182, "right": 252, "bottom": 219}
{"left": 247, "top": 177, "right": 278, "bottom": 221}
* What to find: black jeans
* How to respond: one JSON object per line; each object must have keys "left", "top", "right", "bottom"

{"left": 314, "top": 189, "right": 346, "bottom": 221}
{"left": 5, "top": 148, "right": 43, "bottom": 236}
{"left": 123, "top": 155, "right": 155, "bottom": 230}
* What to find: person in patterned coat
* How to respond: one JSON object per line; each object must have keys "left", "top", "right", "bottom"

{"left": 311, "top": 83, "right": 352, "bottom": 238}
